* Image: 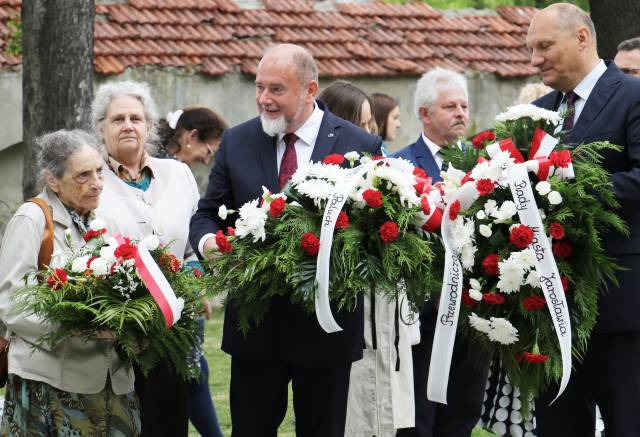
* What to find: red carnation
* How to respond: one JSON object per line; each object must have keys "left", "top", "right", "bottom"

{"left": 476, "top": 178, "right": 496, "bottom": 196}
{"left": 523, "top": 295, "right": 546, "bottom": 311}
{"left": 47, "top": 268, "right": 68, "bottom": 290}
{"left": 335, "top": 211, "right": 349, "bottom": 230}
{"left": 552, "top": 241, "right": 573, "bottom": 259}
{"left": 363, "top": 189, "right": 383, "bottom": 208}
{"left": 460, "top": 172, "right": 474, "bottom": 185}
{"left": 226, "top": 227, "right": 236, "bottom": 236}
{"left": 300, "top": 232, "right": 320, "bottom": 256}
{"left": 83, "top": 228, "right": 106, "bottom": 242}
{"left": 561, "top": 276, "right": 570, "bottom": 293}
{"left": 379, "top": 221, "right": 399, "bottom": 244}
{"left": 483, "top": 292, "right": 505, "bottom": 305}
{"left": 322, "top": 154, "right": 345, "bottom": 165}
{"left": 449, "top": 199, "right": 461, "bottom": 220}
{"left": 193, "top": 268, "right": 203, "bottom": 278}
{"left": 114, "top": 241, "right": 138, "bottom": 260}
{"left": 510, "top": 224, "right": 534, "bottom": 249}
{"left": 472, "top": 130, "right": 495, "bottom": 149}
{"left": 522, "top": 351, "right": 549, "bottom": 364}
{"left": 413, "top": 167, "right": 427, "bottom": 179}
{"left": 549, "top": 222, "right": 565, "bottom": 240}
{"left": 269, "top": 197, "right": 286, "bottom": 218}
{"left": 550, "top": 150, "right": 571, "bottom": 168}
{"left": 482, "top": 254, "right": 500, "bottom": 276}
{"left": 215, "top": 230, "right": 233, "bottom": 254}
{"left": 462, "top": 288, "right": 477, "bottom": 306}
{"left": 161, "top": 253, "right": 181, "bottom": 273}
{"left": 421, "top": 197, "right": 431, "bottom": 216}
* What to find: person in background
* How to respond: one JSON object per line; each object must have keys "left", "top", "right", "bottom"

{"left": 515, "top": 82, "right": 553, "bottom": 105}
{"left": 317, "top": 80, "right": 377, "bottom": 134}
{"left": 158, "top": 107, "right": 228, "bottom": 166}
{"left": 159, "top": 106, "right": 227, "bottom": 437}
{"left": 614, "top": 37, "right": 640, "bottom": 78}
{"left": 371, "top": 93, "right": 402, "bottom": 141}
{"left": 0, "top": 129, "right": 141, "bottom": 436}
{"left": 92, "top": 80, "right": 201, "bottom": 437}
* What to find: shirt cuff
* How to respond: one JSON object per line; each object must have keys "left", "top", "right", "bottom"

{"left": 198, "top": 233, "right": 216, "bottom": 258}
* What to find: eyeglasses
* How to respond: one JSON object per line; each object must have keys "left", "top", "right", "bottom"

{"left": 620, "top": 67, "right": 640, "bottom": 76}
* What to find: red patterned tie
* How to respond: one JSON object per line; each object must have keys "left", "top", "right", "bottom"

{"left": 278, "top": 133, "right": 298, "bottom": 190}
{"left": 562, "top": 90, "right": 578, "bottom": 132}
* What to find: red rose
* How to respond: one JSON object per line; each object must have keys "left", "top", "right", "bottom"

{"left": 161, "top": 253, "right": 181, "bottom": 273}
{"left": 460, "top": 172, "right": 474, "bottom": 185}
{"left": 379, "top": 221, "right": 399, "bottom": 243}
{"left": 550, "top": 150, "right": 571, "bottom": 168}
{"left": 114, "top": 241, "right": 138, "bottom": 260}
{"left": 362, "top": 189, "right": 383, "bottom": 208}
{"left": 226, "top": 227, "right": 236, "bottom": 236}
{"left": 482, "top": 254, "right": 500, "bottom": 276}
{"left": 449, "top": 199, "right": 461, "bottom": 220}
{"left": 561, "top": 276, "right": 570, "bottom": 293}
{"left": 335, "top": 211, "right": 349, "bottom": 230}
{"left": 523, "top": 295, "right": 546, "bottom": 311}
{"left": 215, "top": 230, "right": 233, "bottom": 254}
{"left": 549, "top": 222, "right": 565, "bottom": 240}
{"left": 462, "top": 288, "right": 477, "bottom": 306}
{"left": 322, "top": 154, "right": 345, "bottom": 165}
{"left": 522, "top": 351, "right": 549, "bottom": 364}
{"left": 300, "top": 232, "right": 320, "bottom": 256}
{"left": 193, "top": 268, "right": 203, "bottom": 278}
{"left": 510, "top": 224, "right": 534, "bottom": 249}
{"left": 552, "top": 241, "right": 572, "bottom": 259}
{"left": 476, "top": 178, "right": 496, "bottom": 196}
{"left": 82, "top": 228, "right": 106, "bottom": 242}
{"left": 47, "top": 268, "right": 68, "bottom": 290}
{"left": 483, "top": 292, "right": 505, "bottom": 305}
{"left": 269, "top": 197, "right": 286, "bottom": 218}
{"left": 472, "top": 130, "right": 495, "bottom": 149}
{"left": 421, "top": 197, "right": 431, "bottom": 215}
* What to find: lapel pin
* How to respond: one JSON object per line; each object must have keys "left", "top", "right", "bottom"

{"left": 328, "top": 133, "right": 334, "bottom": 138}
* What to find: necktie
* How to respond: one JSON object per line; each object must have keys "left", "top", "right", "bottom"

{"left": 437, "top": 150, "right": 448, "bottom": 171}
{"left": 278, "top": 133, "right": 298, "bottom": 190}
{"left": 562, "top": 90, "right": 578, "bottom": 132}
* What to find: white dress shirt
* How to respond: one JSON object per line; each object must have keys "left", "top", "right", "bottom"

{"left": 558, "top": 59, "right": 607, "bottom": 126}
{"left": 422, "top": 132, "right": 445, "bottom": 169}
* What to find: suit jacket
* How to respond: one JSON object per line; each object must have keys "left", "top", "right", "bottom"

{"left": 189, "top": 102, "right": 382, "bottom": 365}
{"left": 392, "top": 135, "right": 443, "bottom": 184}
{"left": 535, "top": 61, "right": 640, "bottom": 332}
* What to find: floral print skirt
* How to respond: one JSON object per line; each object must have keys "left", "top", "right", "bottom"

{"left": 0, "top": 374, "right": 141, "bottom": 437}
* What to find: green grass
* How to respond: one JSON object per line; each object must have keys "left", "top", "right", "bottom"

{"left": 190, "top": 307, "right": 495, "bottom": 436}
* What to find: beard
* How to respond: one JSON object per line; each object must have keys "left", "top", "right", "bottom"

{"left": 260, "top": 113, "right": 287, "bottom": 137}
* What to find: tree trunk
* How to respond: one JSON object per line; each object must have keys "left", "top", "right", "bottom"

{"left": 590, "top": 0, "right": 640, "bottom": 60}
{"left": 22, "top": 0, "right": 95, "bottom": 199}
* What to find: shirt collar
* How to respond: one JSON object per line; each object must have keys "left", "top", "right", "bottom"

{"left": 571, "top": 59, "right": 607, "bottom": 101}
{"left": 278, "top": 101, "right": 324, "bottom": 147}
{"left": 107, "top": 153, "right": 155, "bottom": 182}
{"left": 421, "top": 132, "right": 444, "bottom": 158}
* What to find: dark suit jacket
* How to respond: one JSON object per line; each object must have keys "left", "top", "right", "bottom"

{"left": 189, "top": 102, "right": 382, "bottom": 365}
{"left": 535, "top": 61, "right": 640, "bottom": 332}
{"left": 392, "top": 135, "right": 443, "bottom": 184}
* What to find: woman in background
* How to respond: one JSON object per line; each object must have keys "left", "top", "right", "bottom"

{"left": 318, "top": 80, "right": 376, "bottom": 134}
{"left": 371, "top": 93, "right": 402, "bottom": 142}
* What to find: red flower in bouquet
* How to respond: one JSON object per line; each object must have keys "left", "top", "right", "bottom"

{"left": 413, "top": 168, "right": 430, "bottom": 194}
{"left": 421, "top": 197, "right": 431, "bottom": 215}
{"left": 268, "top": 197, "right": 286, "bottom": 218}
{"left": 335, "top": 211, "right": 349, "bottom": 230}
{"left": 379, "top": 221, "right": 399, "bottom": 243}
{"left": 47, "top": 268, "right": 68, "bottom": 290}
{"left": 522, "top": 351, "right": 549, "bottom": 364}
{"left": 550, "top": 150, "right": 571, "bottom": 168}
{"left": 322, "top": 154, "right": 345, "bottom": 165}
{"left": 83, "top": 228, "right": 106, "bottom": 242}
{"left": 193, "top": 268, "right": 203, "bottom": 278}
{"left": 549, "top": 222, "right": 565, "bottom": 240}
{"left": 226, "top": 227, "right": 236, "bottom": 236}
{"left": 300, "top": 232, "right": 320, "bottom": 256}
{"left": 161, "top": 253, "right": 181, "bottom": 273}
{"left": 472, "top": 130, "right": 495, "bottom": 149}
{"left": 460, "top": 172, "right": 474, "bottom": 185}
{"left": 523, "top": 295, "right": 546, "bottom": 311}
{"left": 363, "top": 189, "right": 383, "bottom": 208}
{"left": 462, "top": 288, "right": 477, "bottom": 306}
{"left": 449, "top": 199, "right": 461, "bottom": 220}
{"left": 561, "top": 276, "right": 570, "bottom": 293}
{"left": 483, "top": 292, "right": 505, "bottom": 305}
{"left": 482, "top": 254, "right": 500, "bottom": 276}
{"left": 552, "top": 241, "right": 573, "bottom": 259}
{"left": 510, "top": 224, "right": 534, "bottom": 249}
{"left": 215, "top": 230, "right": 233, "bottom": 254}
{"left": 476, "top": 179, "right": 496, "bottom": 196}
{"left": 372, "top": 155, "right": 385, "bottom": 161}
{"left": 114, "top": 240, "right": 137, "bottom": 260}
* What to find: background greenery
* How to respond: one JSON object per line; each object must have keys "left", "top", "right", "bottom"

{"left": 387, "top": 0, "right": 589, "bottom": 10}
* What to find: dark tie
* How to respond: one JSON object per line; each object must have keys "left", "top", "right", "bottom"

{"left": 278, "top": 133, "right": 298, "bottom": 190}
{"left": 562, "top": 91, "right": 578, "bottom": 132}
{"left": 437, "top": 150, "right": 448, "bottom": 171}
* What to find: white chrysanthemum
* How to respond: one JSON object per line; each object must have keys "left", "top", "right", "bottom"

{"left": 100, "top": 245, "right": 116, "bottom": 263}
{"left": 496, "top": 259, "right": 526, "bottom": 294}
{"left": 461, "top": 244, "right": 477, "bottom": 271}
{"left": 141, "top": 234, "right": 160, "bottom": 251}
{"left": 469, "top": 278, "right": 482, "bottom": 290}
{"left": 469, "top": 312, "right": 492, "bottom": 334}
{"left": 479, "top": 224, "right": 492, "bottom": 238}
{"left": 344, "top": 151, "right": 360, "bottom": 162}
{"left": 450, "top": 217, "right": 475, "bottom": 253}
{"left": 235, "top": 199, "right": 268, "bottom": 242}
{"left": 488, "top": 317, "right": 519, "bottom": 344}
{"left": 495, "top": 104, "right": 561, "bottom": 125}
{"left": 71, "top": 256, "right": 90, "bottom": 273}
{"left": 510, "top": 248, "right": 537, "bottom": 269}
{"left": 548, "top": 191, "right": 563, "bottom": 205}
{"left": 310, "top": 162, "right": 348, "bottom": 183}
{"left": 492, "top": 201, "right": 517, "bottom": 223}
{"left": 469, "top": 288, "right": 483, "bottom": 301}
{"left": 442, "top": 165, "right": 466, "bottom": 186}
{"left": 89, "top": 218, "right": 107, "bottom": 231}
{"left": 389, "top": 157, "right": 416, "bottom": 174}
{"left": 295, "top": 179, "right": 335, "bottom": 208}
{"left": 488, "top": 150, "right": 515, "bottom": 173}
{"left": 536, "top": 181, "right": 551, "bottom": 195}
{"left": 291, "top": 162, "right": 314, "bottom": 185}
{"left": 526, "top": 270, "right": 541, "bottom": 289}
{"left": 360, "top": 156, "right": 372, "bottom": 165}
{"left": 89, "top": 257, "right": 108, "bottom": 276}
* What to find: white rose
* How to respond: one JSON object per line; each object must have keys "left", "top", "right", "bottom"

{"left": 476, "top": 210, "right": 486, "bottom": 220}
{"left": 479, "top": 224, "right": 492, "bottom": 238}
{"left": 89, "top": 258, "right": 108, "bottom": 276}
{"left": 218, "top": 205, "right": 228, "bottom": 220}
{"left": 71, "top": 256, "right": 90, "bottom": 273}
{"left": 469, "top": 289, "right": 483, "bottom": 301}
{"left": 89, "top": 219, "right": 107, "bottom": 231}
{"left": 141, "top": 234, "right": 160, "bottom": 251}
{"left": 100, "top": 245, "right": 117, "bottom": 263}
{"left": 548, "top": 191, "right": 563, "bottom": 205}
{"left": 469, "top": 278, "right": 482, "bottom": 290}
{"left": 535, "top": 181, "right": 551, "bottom": 195}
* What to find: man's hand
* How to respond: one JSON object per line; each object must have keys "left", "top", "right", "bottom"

{"left": 201, "top": 297, "right": 213, "bottom": 320}
{"left": 203, "top": 236, "right": 219, "bottom": 261}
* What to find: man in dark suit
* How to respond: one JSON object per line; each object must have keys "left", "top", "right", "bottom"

{"left": 393, "top": 68, "right": 489, "bottom": 437}
{"left": 527, "top": 4, "right": 640, "bottom": 436}
{"left": 189, "top": 44, "right": 382, "bottom": 437}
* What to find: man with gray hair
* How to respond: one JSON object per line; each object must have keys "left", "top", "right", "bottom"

{"left": 393, "top": 68, "right": 490, "bottom": 437}
{"left": 615, "top": 37, "right": 640, "bottom": 77}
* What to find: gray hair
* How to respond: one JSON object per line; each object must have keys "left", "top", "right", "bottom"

{"left": 91, "top": 80, "right": 159, "bottom": 153}
{"left": 414, "top": 67, "right": 468, "bottom": 119}
{"left": 618, "top": 37, "right": 640, "bottom": 52}
{"left": 263, "top": 44, "right": 319, "bottom": 86}
{"left": 553, "top": 3, "right": 597, "bottom": 40}
{"left": 38, "top": 129, "right": 104, "bottom": 180}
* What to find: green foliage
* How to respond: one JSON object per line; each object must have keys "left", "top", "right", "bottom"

{"left": 384, "top": 0, "right": 589, "bottom": 11}
{"left": 5, "top": 15, "right": 21, "bottom": 57}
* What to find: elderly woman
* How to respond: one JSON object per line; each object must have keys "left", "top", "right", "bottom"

{"left": 0, "top": 129, "right": 140, "bottom": 435}
{"left": 92, "top": 80, "right": 201, "bottom": 437}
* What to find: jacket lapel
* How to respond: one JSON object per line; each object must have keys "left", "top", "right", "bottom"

{"left": 411, "top": 136, "right": 442, "bottom": 183}
{"left": 256, "top": 123, "right": 280, "bottom": 193}
{"left": 310, "top": 110, "right": 339, "bottom": 163}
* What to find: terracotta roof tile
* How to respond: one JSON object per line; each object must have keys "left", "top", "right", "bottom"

{"left": 496, "top": 5, "right": 537, "bottom": 26}
{"left": 262, "top": 0, "right": 313, "bottom": 13}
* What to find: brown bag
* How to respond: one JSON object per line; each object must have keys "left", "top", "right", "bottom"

{"left": 0, "top": 198, "right": 54, "bottom": 388}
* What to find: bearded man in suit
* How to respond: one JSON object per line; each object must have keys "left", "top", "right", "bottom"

{"left": 189, "top": 44, "right": 382, "bottom": 437}
{"left": 527, "top": 4, "right": 640, "bottom": 436}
